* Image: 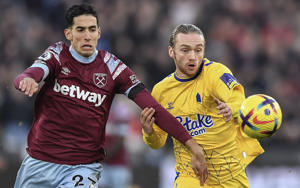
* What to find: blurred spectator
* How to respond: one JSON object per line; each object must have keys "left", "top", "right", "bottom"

{"left": 99, "top": 96, "right": 134, "bottom": 188}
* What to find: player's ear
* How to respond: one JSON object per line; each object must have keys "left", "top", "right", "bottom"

{"left": 97, "top": 27, "right": 101, "bottom": 40}
{"left": 64, "top": 28, "right": 72, "bottom": 41}
{"left": 168, "top": 46, "right": 174, "bottom": 58}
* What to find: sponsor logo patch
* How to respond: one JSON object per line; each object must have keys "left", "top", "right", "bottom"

{"left": 220, "top": 73, "right": 239, "bottom": 89}
{"left": 38, "top": 51, "right": 52, "bottom": 61}
{"left": 129, "top": 75, "right": 139, "bottom": 84}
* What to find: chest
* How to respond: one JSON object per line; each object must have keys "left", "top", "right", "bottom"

{"left": 158, "top": 79, "right": 215, "bottom": 116}
{"left": 55, "top": 59, "right": 115, "bottom": 95}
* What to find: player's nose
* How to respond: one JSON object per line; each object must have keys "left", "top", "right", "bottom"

{"left": 84, "top": 31, "right": 92, "bottom": 40}
{"left": 189, "top": 51, "right": 197, "bottom": 60}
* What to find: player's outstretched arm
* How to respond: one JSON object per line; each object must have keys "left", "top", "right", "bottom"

{"left": 131, "top": 87, "right": 191, "bottom": 143}
{"left": 185, "top": 139, "right": 208, "bottom": 186}
{"left": 140, "top": 107, "right": 168, "bottom": 149}
{"left": 131, "top": 86, "right": 208, "bottom": 185}
{"left": 14, "top": 67, "right": 44, "bottom": 97}
{"left": 18, "top": 78, "right": 39, "bottom": 97}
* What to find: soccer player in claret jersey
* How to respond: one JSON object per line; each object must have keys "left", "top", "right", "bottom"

{"left": 13, "top": 4, "right": 207, "bottom": 188}
{"left": 140, "top": 24, "right": 265, "bottom": 188}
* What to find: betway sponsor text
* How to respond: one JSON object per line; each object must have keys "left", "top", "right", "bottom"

{"left": 53, "top": 79, "right": 106, "bottom": 107}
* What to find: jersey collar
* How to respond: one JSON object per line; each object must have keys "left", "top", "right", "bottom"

{"left": 174, "top": 59, "right": 205, "bottom": 82}
{"left": 69, "top": 45, "right": 98, "bottom": 64}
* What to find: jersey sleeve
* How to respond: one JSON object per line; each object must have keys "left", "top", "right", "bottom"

{"left": 30, "top": 42, "right": 63, "bottom": 81}
{"left": 142, "top": 85, "right": 168, "bottom": 149}
{"left": 142, "top": 125, "right": 168, "bottom": 149}
{"left": 105, "top": 54, "right": 140, "bottom": 95}
{"left": 209, "top": 63, "right": 245, "bottom": 117}
{"left": 14, "top": 42, "right": 63, "bottom": 89}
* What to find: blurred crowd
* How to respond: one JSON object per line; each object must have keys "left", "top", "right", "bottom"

{"left": 0, "top": 0, "right": 300, "bottom": 187}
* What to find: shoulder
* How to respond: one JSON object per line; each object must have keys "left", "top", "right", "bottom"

{"left": 98, "top": 50, "right": 126, "bottom": 70}
{"left": 36, "top": 41, "right": 66, "bottom": 65}
{"left": 203, "top": 58, "right": 241, "bottom": 89}
{"left": 98, "top": 50, "right": 122, "bottom": 64}
{"left": 203, "top": 58, "right": 228, "bottom": 70}
{"left": 152, "top": 73, "right": 174, "bottom": 95}
{"left": 98, "top": 50, "right": 112, "bottom": 63}
{"left": 47, "top": 41, "right": 67, "bottom": 54}
{"left": 153, "top": 73, "right": 174, "bottom": 89}
{"left": 202, "top": 58, "right": 232, "bottom": 75}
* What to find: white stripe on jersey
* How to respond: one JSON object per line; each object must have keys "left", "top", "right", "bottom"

{"left": 103, "top": 52, "right": 112, "bottom": 63}
{"left": 48, "top": 41, "right": 63, "bottom": 54}
{"left": 112, "top": 64, "right": 127, "bottom": 80}
{"left": 48, "top": 42, "right": 64, "bottom": 64}
{"left": 48, "top": 50, "right": 61, "bottom": 65}
{"left": 106, "top": 57, "right": 120, "bottom": 74}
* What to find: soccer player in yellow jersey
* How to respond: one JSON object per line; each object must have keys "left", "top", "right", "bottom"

{"left": 140, "top": 24, "right": 264, "bottom": 188}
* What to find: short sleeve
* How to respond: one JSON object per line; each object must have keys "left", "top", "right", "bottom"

{"left": 31, "top": 42, "right": 63, "bottom": 81}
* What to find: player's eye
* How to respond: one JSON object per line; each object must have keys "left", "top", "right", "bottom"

{"left": 89, "top": 26, "right": 97, "bottom": 32}
{"left": 181, "top": 48, "right": 189, "bottom": 53}
{"left": 76, "top": 28, "right": 84, "bottom": 32}
{"left": 195, "top": 48, "right": 203, "bottom": 53}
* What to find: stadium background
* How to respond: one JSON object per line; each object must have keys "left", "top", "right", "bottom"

{"left": 0, "top": 0, "right": 299, "bottom": 187}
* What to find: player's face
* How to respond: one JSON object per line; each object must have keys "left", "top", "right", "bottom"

{"left": 169, "top": 33, "right": 205, "bottom": 79}
{"left": 64, "top": 15, "right": 101, "bottom": 57}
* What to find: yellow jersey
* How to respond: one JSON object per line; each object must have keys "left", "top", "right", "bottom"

{"left": 143, "top": 58, "right": 264, "bottom": 185}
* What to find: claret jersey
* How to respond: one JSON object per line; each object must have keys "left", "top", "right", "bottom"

{"left": 143, "top": 58, "right": 264, "bottom": 185}
{"left": 27, "top": 42, "right": 140, "bottom": 165}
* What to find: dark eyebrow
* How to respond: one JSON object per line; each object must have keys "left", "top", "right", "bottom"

{"left": 75, "top": 25, "right": 97, "bottom": 29}
{"left": 89, "top": 25, "right": 97, "bottom": 29}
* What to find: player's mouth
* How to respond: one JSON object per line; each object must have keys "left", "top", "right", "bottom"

{"left": 82, "top": 44, "right": 93, "bottom": 50}
{"left": 187, "top": 64, "right": 196, "bottom": 69}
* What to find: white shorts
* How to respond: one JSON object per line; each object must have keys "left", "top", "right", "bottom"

{"left": 14, "top": 155, "right": 103, "bottom": 188}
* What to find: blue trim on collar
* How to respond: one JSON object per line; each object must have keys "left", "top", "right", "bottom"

{"left": 69, "top": 45, "right": 98, "bottom": 64}
{"left": 174, "top": 60, "right": 205, "bottom": 82}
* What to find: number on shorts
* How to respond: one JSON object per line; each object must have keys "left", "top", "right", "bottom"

{"left": 72, "top": 175, "right": 97, "bottom": 187}
{"left": 72, "top": 175, "right": 84, "bottom": 187}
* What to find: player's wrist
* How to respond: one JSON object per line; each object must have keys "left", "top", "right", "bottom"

{"left": 185, "top": 139, "right": 205, "bottom": 156}
{"left": 142, "top": 128, "right": 154, "bottom": 136}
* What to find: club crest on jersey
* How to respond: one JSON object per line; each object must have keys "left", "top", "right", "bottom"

{"left": 93, "top": 73, "right": 107, "bottom": 88}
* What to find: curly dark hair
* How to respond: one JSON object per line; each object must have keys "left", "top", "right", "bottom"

{"left": 65, "top": 4, "right": 99, "bottom": 28}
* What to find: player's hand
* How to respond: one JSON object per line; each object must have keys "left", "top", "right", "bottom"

{"left": 214, "top": 97, "right": 232, "bottom": 122}
{"left": 185, "top": 139, "right": 208, "bottom": 186}
{"left": 140, "top": 107, "right": 155, "bottom": 135}
{"left": 18, "top": 77, "right": 39, "bottom": 97}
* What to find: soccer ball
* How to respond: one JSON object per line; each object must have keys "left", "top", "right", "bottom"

{"left": 237, "top": 94, "right": 282, "bottom": 139}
